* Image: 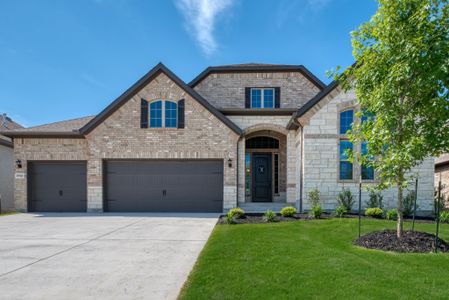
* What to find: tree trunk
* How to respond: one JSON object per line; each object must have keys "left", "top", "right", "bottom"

{"left": 397, "top": 184, "right": 404, "bottom": 238}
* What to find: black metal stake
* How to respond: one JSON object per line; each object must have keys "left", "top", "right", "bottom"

{"left": 435, "top": 181, "right": 442, "bottom": 253}
{"left": 412, "top": 178, "right": 418, "bottom": 231}
{"left": 358, "top": 182, "right": 362, "bottom": 238}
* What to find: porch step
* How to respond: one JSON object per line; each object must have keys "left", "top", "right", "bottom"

{"left": 238, "top": 202, "right": 291, "bottom": 213}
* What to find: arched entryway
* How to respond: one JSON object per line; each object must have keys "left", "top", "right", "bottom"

{"left": 244, "top": 130, "right": 287, "bottom": 203}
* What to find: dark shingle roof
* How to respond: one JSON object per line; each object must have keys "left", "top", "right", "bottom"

{"left": 188, "top": 63, "right": 326, "bottom": 90}
{"left": 1, "top": 116, "right": 93, "bottom": 138}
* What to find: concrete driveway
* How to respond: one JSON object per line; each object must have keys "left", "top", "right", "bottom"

{"left": 0, "top": 213, "right": 218, "bottom": 300}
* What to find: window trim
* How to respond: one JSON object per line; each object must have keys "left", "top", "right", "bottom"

{"left": 337, "top": 106, "right": 377, "bottom": 182}
{"left": 250, "top": 88, "right": 275, "bottom": 109}
{"left": 148, "top": 100, "right": 178, "bottom": 128}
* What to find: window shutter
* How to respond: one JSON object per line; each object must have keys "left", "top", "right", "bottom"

{"left": 140, "top": 99, "right": 148, "bottom": 128}
{"left": 274, "top": 87, "right": 281, "bottom": 108}
{"left": 245, "top": 88, "right": 251, "bottom": 108}
{"left": 177, "top": 99, "right": 185, "bottom": 129}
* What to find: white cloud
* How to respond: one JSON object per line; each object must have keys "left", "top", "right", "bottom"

{"left": 307, "top": 0, "right": 332, "bottom": 11}
{"left": 276, "top": 0, "right": 333, "bottom": 27}
{"left": 175, "top": 0, "right": 234, "bottom": 56}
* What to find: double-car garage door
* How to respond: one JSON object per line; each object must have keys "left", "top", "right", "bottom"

{"left": 28, "top": 160, "right": 223, "bottom": 213}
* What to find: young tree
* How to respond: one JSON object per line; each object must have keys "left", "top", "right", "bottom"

{"left": 337, "top": 0, "right": 449, "bottom": 238}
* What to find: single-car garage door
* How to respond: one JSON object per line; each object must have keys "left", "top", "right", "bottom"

{"left": 28, "top": 162, "right": 87, "bottom": 212}
{"left": 104, "top": 160, "right": 223, "bottom": 212}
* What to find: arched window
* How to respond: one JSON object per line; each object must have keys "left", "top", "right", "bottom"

{"left": 165, "top": 101, "right": 177, "bottom": 128}
{"left": 339, "top": 109, "right": 354, "bottom": 180}
{"left": 245, "top": 136, "right": 279, "bottom": 149}
{"left": 150, "top": 101, "right": 162, "bottom": 128}
{"left": 149, "top": 100, "right": 177, "bottom": 128}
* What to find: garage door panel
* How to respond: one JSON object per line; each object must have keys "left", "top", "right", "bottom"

{"left": 104, "top": 160, "right": 223, "bottom": 212}
{"left": 29, "top": 162, "right": 87, "bottom": 212}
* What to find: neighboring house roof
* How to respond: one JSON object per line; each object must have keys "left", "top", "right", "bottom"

{"left": 79, "top": 63, "right": 242, "bottom": 135}
{"left": 1, "top": 116, "right": 93, "bottom": 138}
{"left": 436, "top": 154, "right": 449, "bottom": 167}
{"left": 287, "top": 80, "right": 340, "bottom": 130}
{"left": 0, "top": 114, "right": 23, "bottom": 147}
{"left": 188, "top": 63, "right": 326, "bottom": 90}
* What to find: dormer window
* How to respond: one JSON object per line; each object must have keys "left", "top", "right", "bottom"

{"left": 250, "top": 88, "right": 274, "bottom": 108}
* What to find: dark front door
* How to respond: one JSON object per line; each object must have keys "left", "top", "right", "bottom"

{"left": 104, "top": 160, "right": 223, "bottom": 212}
{"left": 28, "top": 162, "right": 87, "bottom": 212}
{"left": 252, "top": 153, "right": 272, "bottom": 202}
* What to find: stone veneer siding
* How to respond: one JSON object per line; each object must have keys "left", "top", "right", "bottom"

{"left": 13, "top": 72, "right": 240, "bottom": 212}
{"left": 232, "top": 115, "right": 297, "bottom": 204}
{"left": 193, "top": 72, "right": 320, "bottom": 109}
{"left": 300, "top": 89, "right": 435, "bottom": 213}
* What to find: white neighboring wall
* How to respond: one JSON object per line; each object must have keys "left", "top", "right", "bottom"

{"left": 0, "top": 143, "right": 14, "bottom": 212}
{"left": 300, "top": 88, "right": 435, "bottom": 214}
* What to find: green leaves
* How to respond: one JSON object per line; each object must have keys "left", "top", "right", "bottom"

{"left": 338, "top": 0, "right": 449, "bottom": 191}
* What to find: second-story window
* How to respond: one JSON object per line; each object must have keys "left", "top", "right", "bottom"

{"left": 149, "top": 100, "right": 177, "bottom": 128}
{"left": 251, "top": 88, "right": 274, "bottom": 108}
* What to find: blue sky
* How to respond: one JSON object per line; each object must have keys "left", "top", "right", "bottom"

{"left": 0, "top": 0, "right": 378, "bottom": 127}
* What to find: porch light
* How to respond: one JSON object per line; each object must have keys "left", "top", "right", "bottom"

{"left": 228, "top": 158, "right": 232, "bottom": 168}
{"left": 16, "top": 159, "right": 22, "bottom": 168}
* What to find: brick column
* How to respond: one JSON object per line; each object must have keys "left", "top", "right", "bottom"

{"left": 237, "top": 137, "right": 246, "bottom": 204}
{"left": 286, "top": 130, "right": 297, "bottom": 204}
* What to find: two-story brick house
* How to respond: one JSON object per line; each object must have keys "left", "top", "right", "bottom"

{"left": 2, "top": 63, "right": 435, "bottom": 214}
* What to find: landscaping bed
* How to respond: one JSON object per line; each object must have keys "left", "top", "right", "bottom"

{"left": 354, "top": 229, "right": 449, "bottom": 253}
{"left": 217, "top": 213, "right": 329, "bottom": 224}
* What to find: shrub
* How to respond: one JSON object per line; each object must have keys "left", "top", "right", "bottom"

{"left": 337, "top": 188, "right": 354, "bottom": 211}
{"left": 386, "top": 209, "right": 398, "bottom": 221}
{"left": 225, "top": 212, "right": 236, "bottom": 224}
{"left": 365, "top": 207, "right": 383, "bottom": 218}
{"left": 440, "top": 211, "right": 449, "bottom": 223}
{"left": 310, "top": 206, "right": 322, "bottom": 219}
{"left": 228, "top": 207, "right": 245, "bottom": 219}
{"left": 308, "top": 188, "right": 320, "bottom": 207}
{"left": 403, "top": 191, "right": 418, "bottom": 217}
{"left": 366, "top": 191, "right": 383, "bottom": 209}
{"left": 335, "top": 205, "right": 348, "bottom": 218}
{"left": 264, "top": 210, "right": 277, "bottom": 222}
{"left": 280, "top": 206, "right": 297, "bottom": 217}
{"left": 433, "top": 188, "right": 446, "bottom": 216}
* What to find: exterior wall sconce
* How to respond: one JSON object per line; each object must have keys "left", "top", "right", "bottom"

{"left": 16, "top": 159, "right": 22, "bottom": 169}
{"left": 228, "top": 158, "right": 232, "bottom": 168}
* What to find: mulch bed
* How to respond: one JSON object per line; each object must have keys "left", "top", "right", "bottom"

{"left": 354, "top": 229, "right": 449, "bottom": 253}
{"left": 217, "top": 213, "right": 332, "bottom": 224}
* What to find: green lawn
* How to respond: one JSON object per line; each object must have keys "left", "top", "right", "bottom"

{"left": 179, "top": 218, "right": 449, "bottom": 300}
{"left": 0, "top": 212, "right": 18, "bottom": 217}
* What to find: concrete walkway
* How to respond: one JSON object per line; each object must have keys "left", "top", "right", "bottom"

{"left": 0, "top": 213, "right": 218, "bottom": 300}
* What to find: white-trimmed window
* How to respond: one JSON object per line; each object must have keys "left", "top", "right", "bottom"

{"left": 251, "top": 88, "right": 274, "bottom": 108}
{"left": 149, "top": 100, "right": 177, "bottom": 128}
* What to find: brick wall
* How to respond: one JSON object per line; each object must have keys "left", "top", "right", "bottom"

{"left": 194, "top": 72, "right": 320, "bottom": 109}
{"left": 13, "top": 138, "right": 88, "bottom": 211}
{"left": 13, "top": 72, "right": 240, "bottom": 212}
{"left": 435, "top": 164, "right": 449, "bottom": 205}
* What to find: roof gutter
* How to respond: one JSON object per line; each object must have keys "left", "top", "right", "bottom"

{"left": 0, "top": 131, "right": 84, "bottom": 138}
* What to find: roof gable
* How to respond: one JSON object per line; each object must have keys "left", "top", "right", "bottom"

{"left": 80, "top": 63, "right": 242, "bottom": 135}
{"left": 189, "top": 64, "right": 326, "bottom": 90}
{"left": 287, "top": 80, "right": 340, "bottom": 130}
